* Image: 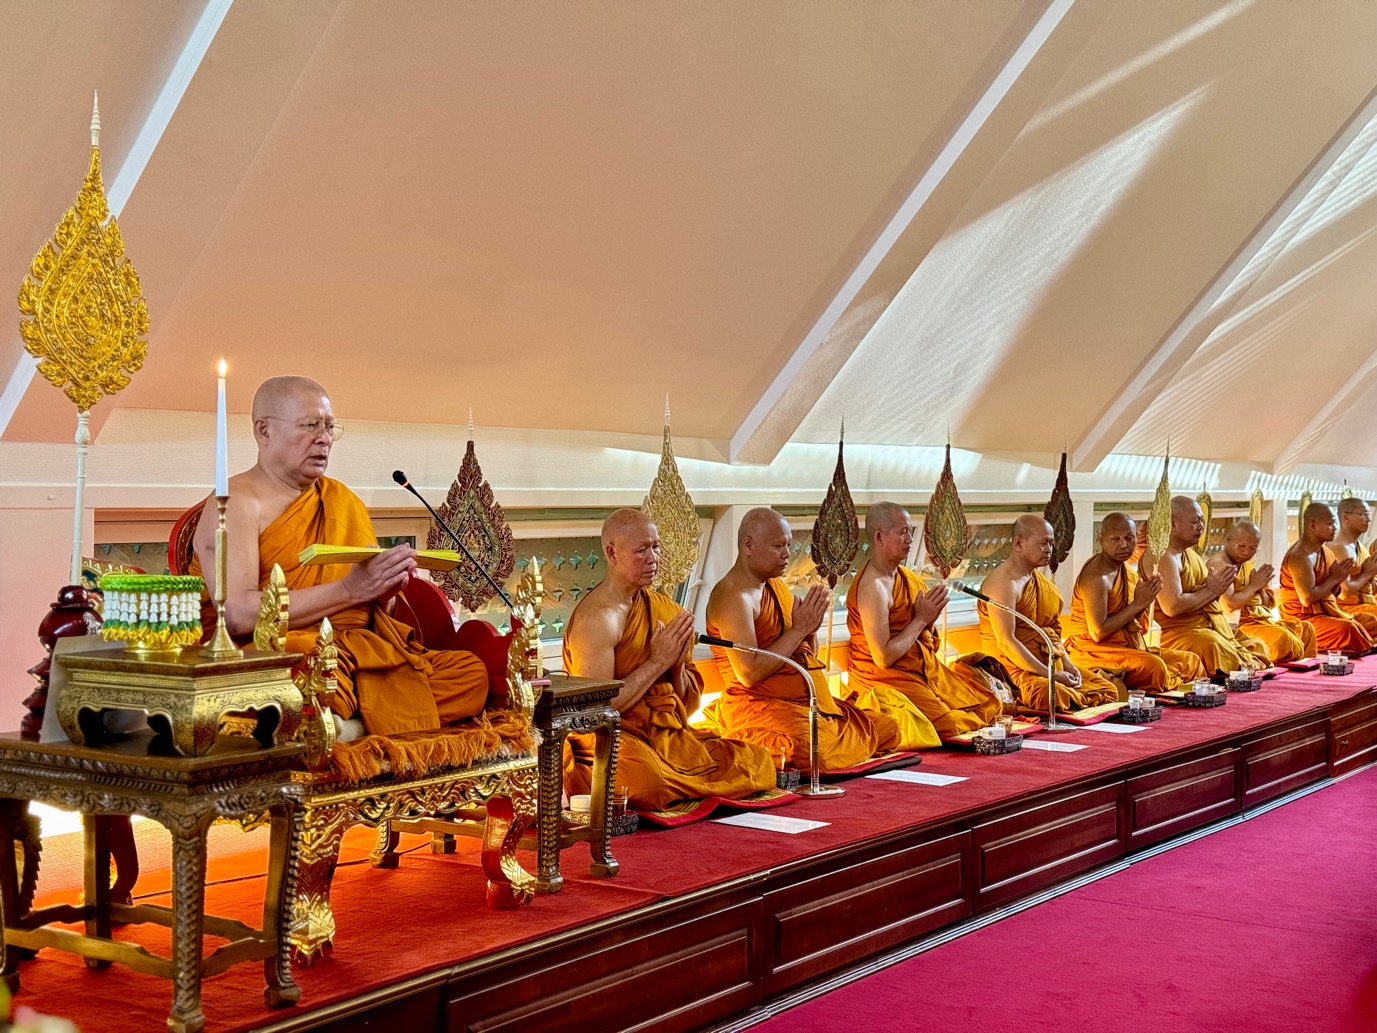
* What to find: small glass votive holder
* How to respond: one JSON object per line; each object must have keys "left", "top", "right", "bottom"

{"left": 1128, "top": 690, "right": 1146, "bottom": 711}
{"left": 610, "top": 786, "right": 630, "bottom": 822}
{"left": 771, "top": 748, "right": 789, "bottom": 772}
{"left": 998, "top": 714, "right": 1016, "bottom": 735}
{"left": 1193, "top": 681, "right": 1212, "bottom": 697}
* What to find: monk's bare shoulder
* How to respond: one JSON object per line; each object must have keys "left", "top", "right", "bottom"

{"left": 566, "top": 588, "right": 624, "bottom": 654}
{"left": 706, "top": 569, "right": 751, "bottom": 618}
{"left": 981, "top": 564, "right": 1016, "bottom": 605}
{"left": 1205, "top": 551, "right": 1230, "bottom": 574}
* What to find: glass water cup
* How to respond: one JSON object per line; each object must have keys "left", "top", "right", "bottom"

{"left": 771, "top": 748, "right": 789, "bottom": 772}
{"left": 610, "top": 786, "right": 630, "bottom": 821}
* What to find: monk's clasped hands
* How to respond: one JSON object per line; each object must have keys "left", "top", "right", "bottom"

{"left": 343, "top": 543, "right": 418, "bottom": 604}
{"left": 912, "top": 584, "right": 948, "bottom": 625}
{"left": 648, "top": 611, "right": 696, "bottom": 672}
{"left": 792, "top": 585, "right": 831, "bottom": 635}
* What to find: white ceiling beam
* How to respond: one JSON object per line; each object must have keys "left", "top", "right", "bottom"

{"left": 1071, "top": 82, "right": 1377, "bottom": 473}
{"left": 1274, "top": 352, "right": 1377, "bottom": 475}
{"left": 728, "top": 0, "right": 1079, "bottom": 465}
{"left": 0, "top": 0, "right": 234, "bottom": 438}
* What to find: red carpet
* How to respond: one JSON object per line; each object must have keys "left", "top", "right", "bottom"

{"left": 9, "top": 661, "right": 1375, "bottom": 1032}
{"left": 755, "top": 763, "right": 1377, "bottom": 1033}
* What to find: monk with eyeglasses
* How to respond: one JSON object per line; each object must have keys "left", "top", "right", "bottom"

{"left": 190, "top": 376, "right": 489, "bottom": 736}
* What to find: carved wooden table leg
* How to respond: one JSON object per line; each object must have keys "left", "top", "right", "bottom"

{"left": 588, "top": 715, "right": 620, "bottom": 879}
{"left": 0, "top": 799, "right": 23, "bottom": 992}
{"left": 109, "top": 814, "right": 139, "bottom": 906}
{"left": 168, "top": 813, "right": 214, "bottom": 1033}
{"left": 370, "top": 819, "right": 401, "bottom": 869}
{"left": 534, "top": 719, "right": 569, "bottom": 894}
{"left": 482, "top": 773, "right": 536, "bottom": 910}
{"left": 262, "top": 798, "right": 303, "bottom": 1007}
{"left": 291, "top": 802, "right": 348, "bottom": 964}
{"left": 82, "top": 814, "right": 113, "bottom": 966}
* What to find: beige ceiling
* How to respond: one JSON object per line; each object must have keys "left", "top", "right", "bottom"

{"left": 4, "top": 0, "right": 1377, "bottom": 477}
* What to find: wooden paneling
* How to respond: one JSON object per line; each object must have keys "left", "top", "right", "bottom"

{"left": 317, "top": 989, "right": 440, "bottom": 1032}
{"left": 1241, "top": 718, "right": 1328, "bottom": 807}
{"left": 1329, "top": 693, "right": 1377, "bottom": 777}
{"left": 763, "top": 830, "right": 970, "bottom": 995}
{"left": 972, "top": 784, "right": 1123, "bottom": 912}
{"left": 446, "top": 894, "right": 763, "bottom": 1033}
{"left": 1125, "top": 748, "right": 1240, "bottom": 850}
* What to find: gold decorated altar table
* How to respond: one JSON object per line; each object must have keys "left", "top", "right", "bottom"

{"left": 0, "top": 731, "right": 304, "bottom": 1033}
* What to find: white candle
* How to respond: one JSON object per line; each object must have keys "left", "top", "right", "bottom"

{"left": 215, "top": 359, "right": 228, "bottom": 497}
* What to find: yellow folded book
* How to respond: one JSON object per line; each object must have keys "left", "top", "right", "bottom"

{"left": 298, "top": 543, "right": 464, "bottom": 573}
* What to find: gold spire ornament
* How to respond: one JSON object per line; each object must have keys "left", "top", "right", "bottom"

{"left": 1145, "top": 450, "right": 1172, "bottom": 565}
{"left": 1249, "top": 489, "right": 1264, "bottom": 527}
{"left": 253, "top": 565, "right": 289, "bottom": 653}
{"left": 18, "top": 94, "right": 148, "bottom": 585}
{"left": 1298, "top": 490, "right": 1313, "bottom": 537}
{"left": 1043, "top": 451, "right": 1075, "bottom": 574}
{"left": 1196, "top": 485, "right": 1212, "bottom": 552}
{"left": 1342, "top": 481, "right": 1355, "bottom": 500}
{"left": 641, "top": 397, "right": 700, "bottom": 592}
{"left": 429, "top": 425, "right": 516, "bottom": 612}
{"left": 925, "top": 442, "right": 969, "bottom": 579}
{"left": 809, "top": 421, "right": 859, "bottom": 589}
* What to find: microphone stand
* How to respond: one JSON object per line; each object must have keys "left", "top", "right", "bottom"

{"left": 392, "top": 470, "right": 514, "bottom": 609}
{"left": 954, "top": 583, "right": 1075, "bottom": 732}
{"left": 698, "top": 634, "right": 845, "bottom": 798}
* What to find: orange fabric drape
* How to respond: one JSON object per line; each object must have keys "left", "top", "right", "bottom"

{"left": 1157, "top": 549, "right": 1269, "bottom": 676}
{"left": 1279, "top": 545, "right": 1372, "bottom": 655}
{"left": 1234, "top": 560, "right": 1316, "bottom": 663}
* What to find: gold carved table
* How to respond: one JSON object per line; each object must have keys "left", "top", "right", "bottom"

{"left": 56, "top": 645, "right": 303, "bottom": 758}
{"left": 0, "top": 732, "right": 305, "bottom": 1033}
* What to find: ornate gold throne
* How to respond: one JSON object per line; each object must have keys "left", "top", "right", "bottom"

{"left": 169, "top": 512, "right": 541, "bottom": 964}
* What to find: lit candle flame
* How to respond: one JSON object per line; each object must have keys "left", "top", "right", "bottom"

{"left": 217, "top": 358, "right": 227, "bottom": 378}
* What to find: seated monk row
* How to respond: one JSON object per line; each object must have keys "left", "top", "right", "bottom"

{"left": 1327, "top": 498, "right": 1377, "bottom": 637}
{"left": 1213, "top": 521, "right": 1315, "bottom": 664}
{"left": 1065, "top": 512, "right": 1204, "bottom": 691}
{"left": 1280, "top": 503, "right": 1372, "bottom": 655}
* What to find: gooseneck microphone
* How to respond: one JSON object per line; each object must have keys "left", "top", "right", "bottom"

{"left": 392, "top": 470, "right": 514, "bottom": 609}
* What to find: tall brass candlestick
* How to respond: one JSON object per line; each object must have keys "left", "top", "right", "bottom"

{"left": 200, "top": 496, "right": 242, "bottom": 660}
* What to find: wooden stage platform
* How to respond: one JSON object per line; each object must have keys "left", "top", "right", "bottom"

{"left": 13, "top": 664, "right": 1377, "bottom": 1033}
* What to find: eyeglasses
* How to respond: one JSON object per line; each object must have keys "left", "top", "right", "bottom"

{"left": 262, "top": 416, "right": 344, "bottom": 440}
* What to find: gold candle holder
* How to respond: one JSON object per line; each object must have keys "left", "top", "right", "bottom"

{"left": 200, "top": 495, "right": 243, "bottom": 660}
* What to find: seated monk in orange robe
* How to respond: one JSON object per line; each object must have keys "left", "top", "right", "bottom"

{"left": 1212, "top": 520, "right": 1316, "bottom": 664}
{"left": 1279, "top": 503, "right": 1372, "bottom": 655}
{"left": 845, "top": 503, "right": 998, "bottom": 740}
{"left": 190, "top": 376, "right": 488, "bottom": 737}
{"left": 970, "top": 515, "right": 1119, "bottom": 713}
{"left": 1327, "top": 498, "right": 1377, "bottom": 637}
{"left": 1064, "top": 513, "right": 1204, "bottom": 691}
{"left": 561, "top": 510, "right": 775, "bottom": 811}
{"left": 1154, "top": 497, "right": 1268, "bottom": 676}
{"left": 702, "top": 508, "right": 901, "bottom": 771}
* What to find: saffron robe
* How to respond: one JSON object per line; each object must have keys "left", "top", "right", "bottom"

{"left": 1334, "top": 541, "right": 1377, "bottom": 637}
{"left": 974, "top": 570, "right": 1119, "bottom": 712}
{"left": 1234, "top": 561, "right": 1316, "bottom": 664}
{"left": 191, "top": 477, "right": 488, "bottom": 737}
{"left": 845, "top": 562, "right": 998, "bottom": 739}
{"left": 1157, "top": 548, "right": 1269, "bottom": 676}
{"left": 704, "top": 578, "right": 901, "bottom": 771}
{"left": 1279, "top": 544, "right": 1372, "bottom": 655}
{"left": 1064, "top": 561, "right": 1204, "bottom": 690}
{"left": 561, "top": 588, "right": 776, "bottom": 811}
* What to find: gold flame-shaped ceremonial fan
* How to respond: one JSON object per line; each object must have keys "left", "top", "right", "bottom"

{"left": 809, "top": 423, "right": 859, "bottom": 587}
{"left": 642, "top": 399, "right": 699, "bottom": 591}
{"left": 1298, "top": 490, "right": 1313, "bottom": 537}
{"left": 925, "top": 443, "right": 968, "bottom": 580}
{"left": 1145, "top": 451, "right": 1172, "bottom": 564}
{"left": 1043, "top": 451, "right": 1075, "bottom": 574}
{"left": 1342, "top": 482, "right": 1355, "bottom": 499}
{"left": 1196, "top": 486, "right": 1212, "bottom": 552}
{"left": 429, "top": 428, "right": 515, "bottom": 612}
{"left": 1249, "top": 489, "right": 1264, "bottom": 528}
{"left": 18, "top": 95, "right": 148, "bottom": 586}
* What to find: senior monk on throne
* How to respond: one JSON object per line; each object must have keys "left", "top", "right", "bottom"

{"left": 1064, "top": 512, "right": 1204, "bottom": 691}
{"left": 845, "top": 502, "right": 1000, "bottom": 740}
{"left": 190, "top": 376, "right": 490, "bottom": 737}
{"left": 972, "top": 515, "right": 1119, "bottom": 713}
{"left": 1280, "top": 503, "right": 1372, "bottom": 656}
{"left": 702, "top": 508, "right": 902, "bottom": 771}
{"left": 1326, "top": 498, "right": 1377, "bottom": 637}
{"left": 1211, "top": 520, "right": 1316, "bottom": 664}
{"left": 560, "top": 509, "right": 777, "bottom": 811}
{"left": 1153, "top": 497, "right": 1268, "bottom": 676}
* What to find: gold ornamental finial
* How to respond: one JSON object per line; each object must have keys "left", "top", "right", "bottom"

{"left": 641, "top": 398, "right": 699, "bottom": 590}
{"left": 1249, "top": 488, "right": 1264, "bottom": 527}
{"left": 467, "top": 405, "right": 474, "bottom": 440}
{"left": 1196, "top": 483, "right": 1212, "bottom": 552}
{"left": 90, "top": 91, "right": 100, "bottom": 147}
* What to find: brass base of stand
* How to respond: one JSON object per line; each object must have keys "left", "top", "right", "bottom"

{"left": 796, "top": 784, "right": 846, "bottom": 798}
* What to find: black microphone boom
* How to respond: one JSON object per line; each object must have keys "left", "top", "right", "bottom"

{"left": 392, "top": 469, "right": 514, "bottom": 609}
{"left": 953, "top": 582, "right": 991, "bottom": 603}
{"left": 697, "top": 633, "right": 735, "bottom": 650}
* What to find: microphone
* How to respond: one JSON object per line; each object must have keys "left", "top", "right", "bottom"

{"left": 392, "top": 469, "right": 514, "bottom": 609}
{"left": 697, "top": 633, "right": 735, "bottom": 649}
{"left": 952, "top": 582, "right": 990, "bottom": 604}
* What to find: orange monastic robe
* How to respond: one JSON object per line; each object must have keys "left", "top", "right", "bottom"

{"left": 562, "top": 588, "right": 776, "bottom": 811}
{"left": 191, "top": 477, "right": 488, "bottom": 737}
{"left": 1064, "top": 561, "right": 1204, "bottom": 690}
{"left": 1157, "top": 548, "right": 1269, "bottom": 676}
{"left": 704, "top": 578, "right": 901, "bottom": 771}
{"left": 1334, "top": 541, "right": 1377, "bottom": 637}
{"left": 1234, "top": 561, "right": 1316, "bottom": 664}
{"left": 974, "top": 569, "right": 1119, "bottom": 712}
{"left": 845, "top": 562, "right": 999, "bottom": 739}
{"left": 1279, "top": 543, "right": 1372, "bottom": 655}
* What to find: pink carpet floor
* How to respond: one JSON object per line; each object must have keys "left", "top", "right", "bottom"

{"left": 756, "top": 763, "right": 1377, "bottom": 1033}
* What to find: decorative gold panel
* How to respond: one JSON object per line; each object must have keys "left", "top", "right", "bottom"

{"left": 1146, "top": 452, "right": 1171, "bottom": 563}
{"left": 809, "top": 428, "right": 858, "bottom": 588}
{"left": 428, "top": 435, "right": 516, "bottom": 612}
{"left": 642, "top": 401, "right": 699, "bottom": 591}
{"left": 924, "top": 443, "right": 968, "bottom": 579}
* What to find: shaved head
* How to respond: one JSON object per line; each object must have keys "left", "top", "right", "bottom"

{"left": 252, "top": 376, "right": 328, "bottom": 422}
{"left": 1223, "top": 520, "right": 1261, "bottom": 564}
{"left": 864, "top": 501, "right": 909, "bottom": 541}
{"left": 1304, "top": 502, "right": 1335, "bottom": 525}
{"left": 1169, "top": 495, "right": 1204, "bottom": 549}
{"left": 1338, "top": 497, "right": 1369, "bottom": 517}
{"left": 1100, "top": 512, "right": 1134, "bottom": 535}
{"left": 602, "top": 508, "right": 654, "bottom": 551}
{"left": 1098, "top": 512, "right": 1137, "bottom": 564}
{"left": 1012, "top": 514, "right": 1052, "bottom": 541}
{"left": 738, "top": 507, "right": 787, "bottom": 547}
{"left": 1170, "top": 495, "right": 1198, "bottom": 518}
{"left": 1225, "top": 520, "right": 1261, "bottom": 543}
